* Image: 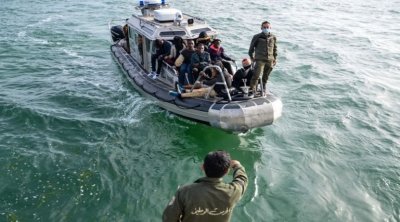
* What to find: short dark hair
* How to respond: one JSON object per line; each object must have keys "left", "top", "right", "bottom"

{"left": 261, "top": 21, "right": 270, "bottom": 27}
{"left": 203, "top": 151, "right": 231, "bottom": 178}
{"left": 199, "top": 31, "right": 208, "bottom": 38}
{"left": 197, "top": 43, "right": 204, "bottom": 49}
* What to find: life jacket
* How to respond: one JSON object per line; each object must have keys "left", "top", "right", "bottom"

{"left": 208, "top": 44, "right": 223, "bottom": 61}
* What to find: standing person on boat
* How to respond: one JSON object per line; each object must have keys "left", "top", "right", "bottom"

{"left": 208, "top": 39, "right": 234, "bottom": 74}
{"left": 248, "top": 21, "right": 277, "bottom": 93}
{"left": 175, "top": 39, "right": 196, "bottom": 86}
{"left": 150, "top": 39, "right": 172, "bottom": 78}
{"left": 162, "top": 150, "right": 248, "bottom": 222}
{"left": 191, "top": 43, "right": 211, "bottom": 80}
{"left": 232, "top": 58, "right": 254, "bottom": 91}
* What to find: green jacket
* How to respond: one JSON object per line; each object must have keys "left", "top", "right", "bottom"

{"left": 162, "top": 164, "right": 248, "bottom": 222}
{"left": 248, "top": 32, "right": 277, "bottom": 62}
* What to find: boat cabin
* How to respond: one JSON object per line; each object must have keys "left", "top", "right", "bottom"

{"left": 120, "top": 1, "right": 218, "bottom": 85}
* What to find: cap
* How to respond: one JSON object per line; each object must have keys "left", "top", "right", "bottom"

{"left": 199, "top": 31, "right": 208, "bottom": 38}
{"left": 242, "top": 58, "right": 251, "bottom": 66}
{"left": 212, "top": 38, "right": 221, "bottom": 43}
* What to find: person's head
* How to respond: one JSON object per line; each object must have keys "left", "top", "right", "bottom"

{"left": 186, "top": 39, "right": 195, "bottom": 50}
{"left": 173, "top": 36, "right": 184, "bottom": 46}
{"left": 198, "top": 31, "right": 211, "bottom": 45}
{"left": 155, "top": 39, "right": 164, "bottom": 47}
{"left": 196, "top": 43, "right": 205, "bottom": 53}
{"left": 242, "top": 58, "right": 251, "bottom": 69}
{"left": 212, "top": 39, "right": 221, "bottom": 47}
{"left": 261, "top": 21, "right": 271, "bottom": 34}
{"left": 203, "top": 151, "right": 231, "bottom": 178}
{"left": 199, "top": 31, "right": 208, "bottom": 39}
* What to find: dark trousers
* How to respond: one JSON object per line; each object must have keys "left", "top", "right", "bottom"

{"left": 151, "top": 54, "right": 163, "bottom": 74}
{"left": 178, "top": 63, "right": 194, "bottom": 85}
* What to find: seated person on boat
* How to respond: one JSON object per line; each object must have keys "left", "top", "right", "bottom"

{"left": 191, "top": 43, "right": 211, "bottom": 81}
{"left": 174, "top": 39, "right": 196, "bottom": 86}
{"left": 179, "top": 61, "right": 232, "bottom": 99}
{"left": 208, "top": 39, "right": 234, "bottom": 74}
{"left": 201, "top": 61, "right": 232, "bottom": 96}
{"left": 232, "top": 58, "right": 254, "bottom": 92}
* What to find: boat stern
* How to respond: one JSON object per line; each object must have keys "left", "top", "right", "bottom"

{"left": 208, "top": 97, "right": 282, "bottom": 132}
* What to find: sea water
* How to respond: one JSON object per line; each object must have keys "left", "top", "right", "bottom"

{"left": 0, "top": 0, "right": 399, "bottom": 221}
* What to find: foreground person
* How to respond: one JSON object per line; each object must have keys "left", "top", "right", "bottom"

{"left": 162, "top": 151, "right": 248, "bottom": 222}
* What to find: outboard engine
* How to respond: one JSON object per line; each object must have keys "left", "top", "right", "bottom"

{"left": 111, "top": 25, "right": 125, "bottom": 42}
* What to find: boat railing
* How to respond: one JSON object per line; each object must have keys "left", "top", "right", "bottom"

{"left": 191, "top": 65, "right": 232, "bottom": 102}
{"left": 182, "top": 13, "right": 207, "bottom": 24}
{"left": 160, "top": 61, "right": 178, "bottom": 85}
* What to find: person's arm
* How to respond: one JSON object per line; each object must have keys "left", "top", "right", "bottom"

{"left": 162, "top": 42, "right": 172, "bottom": 57}
{"left": 248, "top": 35, "right": 258, "bottom": 61}
{"left": 191, "top": 53, "right": 200, "bottom": 68}
{"left": 221, "top": 47, "right": 233, "bottom": 61}
{"left": 229, "top": 160, "right": 248, "bottom": 197}
{"left": 202, "top": 52, "right": 211, "bottom": 65}
{"left": 174, "top": 54, "right": 184, "bottom": 67}
{"left": 162, "top": 190, "right": 183, "bottom": 222}
{"left": 273, "top": 36, "right": 277, "bottom": 66}
{"left": 167, "top": 45, "right": 176, "bottom": 59}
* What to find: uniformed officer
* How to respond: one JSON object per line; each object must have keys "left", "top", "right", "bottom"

{"left": 162, "top": 150, "right": 248, "bottom": 222}
{"left": 248, "top": 21, "right": 278, "bottom": 93}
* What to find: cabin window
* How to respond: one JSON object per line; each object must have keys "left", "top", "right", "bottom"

{"left": 191, "top": 28, "right": 211, "bottom": 34}
{"left": 128, "top": 27, "right": 144, "bottom": 65}
{"left": 159, "top": 31, "right": 186, "bottom": 37}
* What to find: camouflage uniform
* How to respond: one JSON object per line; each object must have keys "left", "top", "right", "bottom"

{"left": 248, "top": 32, "right": 277, "bottom": 91}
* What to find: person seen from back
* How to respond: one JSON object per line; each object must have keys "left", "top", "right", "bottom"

{"left": 162, "top": 150, "right": 248, "bottom": 222}
{"left": 199, "top": 61, "right": 232, "bottom": 97}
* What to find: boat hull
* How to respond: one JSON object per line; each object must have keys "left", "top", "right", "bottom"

{"left": 111, "top": 44, "right": 282, "bottom": 132}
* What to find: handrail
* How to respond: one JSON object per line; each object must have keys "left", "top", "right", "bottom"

{"left": 191, "top": 65, "right": 232, "bottom": 102}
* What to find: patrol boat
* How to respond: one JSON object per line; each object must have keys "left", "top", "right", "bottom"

{"left": 109, "top": 0, "right": 282, "bottom": 132}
